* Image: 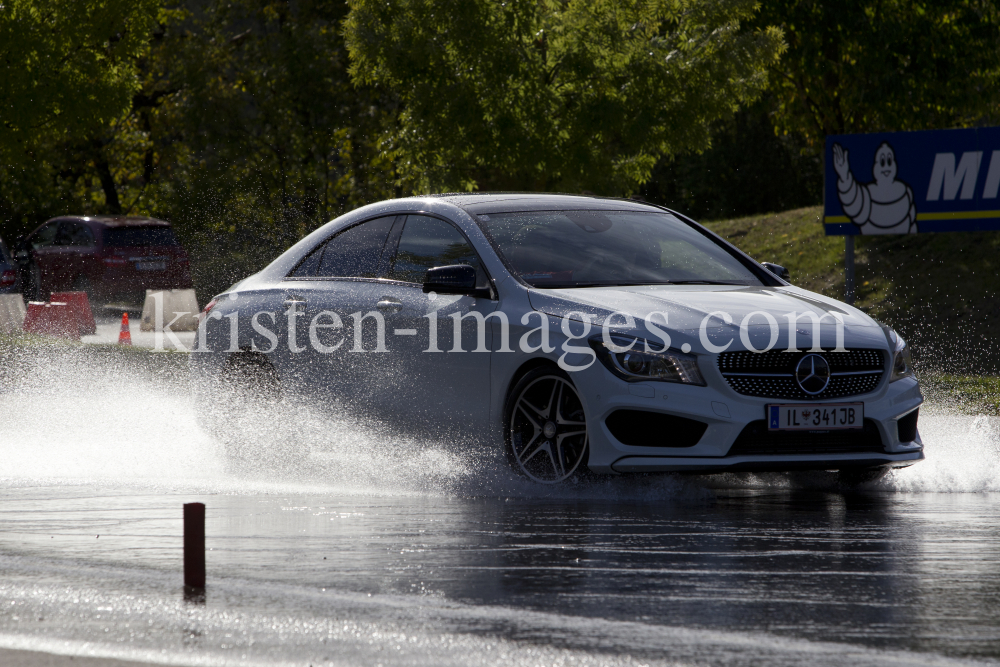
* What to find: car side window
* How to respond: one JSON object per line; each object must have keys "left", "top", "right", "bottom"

{"left": 386, "top": 215, "right": 487, "bottom": 287}
{"left": 60, "top": 222, "right": 95, "bottom": 247}
{"left": 290, "top": 216, "right": 395, "bottom": 278}
{"left": 32, "top": 223, "right": 59, "bottom": 249}
{"left": 54, "top": 224, "right": 71, "bottom": 246}
{"left": 74, "top": 223, "right": 95, "bottom": 247}
{"left": 289, "top": 244, "right": 324, "bottom": 277}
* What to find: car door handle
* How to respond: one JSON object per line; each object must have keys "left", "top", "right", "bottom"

{"left": 283, "top": 296, "right": 306, "bottom": 311}
{"left": 377, "top": 299, "right": 403, "bottom": 312}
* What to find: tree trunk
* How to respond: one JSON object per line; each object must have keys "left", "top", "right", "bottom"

{"left": 94, "top": 153, "right": 122, "bottom": 214}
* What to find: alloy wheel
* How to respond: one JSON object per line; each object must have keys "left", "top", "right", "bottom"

{"left": 508, "top": 373, "right": 588, "bottom": 483}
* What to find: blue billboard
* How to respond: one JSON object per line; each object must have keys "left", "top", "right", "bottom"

{"left": 824, "top": 127, "right": 1000, "bottom": 235}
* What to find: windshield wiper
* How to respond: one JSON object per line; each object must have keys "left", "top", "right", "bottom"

{"left": 533, "top": 281, "right": 672, "bottom": 289}
{"left": 531, "top": 280, "right": 745, "bottom": 288}
{"left": 667, "top": 280, "right": 745, "bottom": 285}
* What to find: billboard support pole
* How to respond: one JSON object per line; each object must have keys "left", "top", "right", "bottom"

{"left": 845, "top": 236, "right": 855, "bottom": 306}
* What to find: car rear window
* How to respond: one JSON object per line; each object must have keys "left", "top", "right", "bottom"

{"left": 103, "top": 227, "right": 180, "bottom": 247}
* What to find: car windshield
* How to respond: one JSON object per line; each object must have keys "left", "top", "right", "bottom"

{"left": 480, "top": 210, "right": 761, "bottom": 288}
{"left": 104, "top": 227, "right": 179, "bottom": 247}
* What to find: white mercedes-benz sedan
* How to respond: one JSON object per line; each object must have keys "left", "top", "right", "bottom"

{"left": 190, "top": 193, "right": 923, "bottom": 483}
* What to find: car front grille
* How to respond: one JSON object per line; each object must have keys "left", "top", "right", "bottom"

{"left": 717, "top": 349, "right": 885, "bottom": 400}
{"left": 727, "top": 419, "right": 886, "bottom": 456}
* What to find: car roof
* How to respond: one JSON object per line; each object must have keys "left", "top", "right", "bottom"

{"left": 424, "top": 192, "right": 664, "bottom": 215}
{"left": 47, "top": 215, "right": 172, "bottom": 228}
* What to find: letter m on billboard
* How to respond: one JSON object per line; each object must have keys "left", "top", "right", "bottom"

{"left": 824, "top": 127, "right": 1000, "bottom": 235}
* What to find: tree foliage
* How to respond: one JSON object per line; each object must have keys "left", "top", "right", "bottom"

{"left": 0, "top": 0, "right": 161, "bottom": 162}
{"left": 640, "top": 97, "right": 821, "bottom": 220}
{"left": 160, "top": 0, "right": 396, "bottom": 262}
{"left": 0, "top": 0, "right": 397, "bottom": 297}
{"left": 346, "top": 0, "right": 785, "bottom": 194}
{"left": 756, "top": 0, "right": 1000, "bottom": 148}
{"left": 5, "top": 0, "right": 1000, "bottom": 302}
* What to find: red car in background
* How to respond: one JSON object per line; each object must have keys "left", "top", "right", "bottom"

{"left": 15, "top": 216, "right": 193, "bottom": 305}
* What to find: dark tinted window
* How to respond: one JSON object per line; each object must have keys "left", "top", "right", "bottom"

{"left": 104, "top": 226, "right": 179, "bottom": 247}
{"left": 291, "top": 216, "right": 395, "bottom": 278}
{"left": 318, "top": 217, "right": 394, "bottom": 277}
{"left": 32, "top": 223, "right": 59, "bottom": 249}
{"left": 57, "top": 222, "right": 95, "bottom": 247}
{"left": 290, "top": 244, "right": 324, "bottom": 277}
{"left": 387, "top": 215, "right": 486, "bottom": 286}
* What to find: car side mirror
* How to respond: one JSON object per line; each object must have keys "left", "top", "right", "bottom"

{"left": 761, "top": 262, "right": 790, "bottom": 282}
{"left": 423, "top": 264, "right": 488, "bottom": 297}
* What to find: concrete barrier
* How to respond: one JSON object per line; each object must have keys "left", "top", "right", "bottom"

{"left": 0, "top": 294, "right": 26, "bottom": 334}
{"left": 50, "top": 291, "right": 97, "bottom": 335}
{"left": 22, "top": 301, "right": 80, "bottom": 339}
{"left": 140, "top": 289, "right": 199, "bottom": 332}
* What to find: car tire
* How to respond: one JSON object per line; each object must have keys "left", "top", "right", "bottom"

{"left": 209, "top": 353, "right": 307, "bottom": 474}
{"left": 27, "top": 262, "right": 45, "bottom": 301}
{"left": 504, "top": 365, "right": 590, "bottom": 484}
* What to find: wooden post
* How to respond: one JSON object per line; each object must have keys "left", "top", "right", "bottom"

{"left": 183, "top": 502, "right": 206, "bottom": 589}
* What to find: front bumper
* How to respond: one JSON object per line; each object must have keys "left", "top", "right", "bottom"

{"left": 611, "top": 450, "right": 924, "bottom": 473}
{"left": 574, "top": 364, "right": 924, "bottom": 475}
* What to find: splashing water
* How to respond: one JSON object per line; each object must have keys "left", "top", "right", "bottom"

{"left": 889, "top": 412, "right": 1000, "bottom": 492}
{"left": 2, "top": 346, "right": 998, "bottom": 496}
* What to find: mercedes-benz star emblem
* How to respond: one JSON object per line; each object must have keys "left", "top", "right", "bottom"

{"left": 795, "top": 354, "right": 831, "bottom": 395}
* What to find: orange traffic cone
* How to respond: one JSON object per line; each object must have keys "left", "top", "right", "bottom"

{"left": 118, "top": 311, "right": 132, "bottom": 346}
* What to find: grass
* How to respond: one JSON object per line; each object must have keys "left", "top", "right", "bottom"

{"left": 703, "top": 207, "right": 846, "bottom": 296}
{"left": 919, "top": 374, "right": 1000, "bottom": 416}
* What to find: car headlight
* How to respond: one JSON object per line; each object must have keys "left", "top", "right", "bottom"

{"left": 589, "top": 335, "right": 706, "bottom": 385}
{"left": 882, "top": 325, "right": 913, "bottom": 382}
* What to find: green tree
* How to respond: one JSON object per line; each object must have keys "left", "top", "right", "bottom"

{"left": 156, "top": 0, "right": 397, "bottom": 296}
{"left": 640, "top": 96, "right": 822, "bottom": 220}
{"left": 756, "top": 0, "right": 1000, "bottom": 148}
{"left": 0, "top": 0, "right": 161, "bottom": 163}
{"left": 1, "top": 1, "right": 398, "bottom": 300}
{"left": 164, "top": 0, "right": 396, "bottom": 252}
{"left": 346, "top": 0, "right": 784, "bottom": 195}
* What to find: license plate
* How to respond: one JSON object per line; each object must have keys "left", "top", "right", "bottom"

{"left": 136, "top": 261, "right": 166, "bottom": 271}
{"left": 767, "top": 403, "right": 863, "bottom": 431}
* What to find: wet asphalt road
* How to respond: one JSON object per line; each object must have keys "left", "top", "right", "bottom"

{"left": 0, "top": 478, "right": 998, "bottom": 666}
{"left": 1, "top": 351, "right": 998, "bottom": 666}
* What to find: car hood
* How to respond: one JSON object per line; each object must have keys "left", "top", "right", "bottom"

{"left": 527, "top": 285, "right": 888, "bottom": 353}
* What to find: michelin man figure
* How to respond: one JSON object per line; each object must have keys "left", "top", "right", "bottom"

{"left": 833, "top": 142, "right": 918, "bottom": 234}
